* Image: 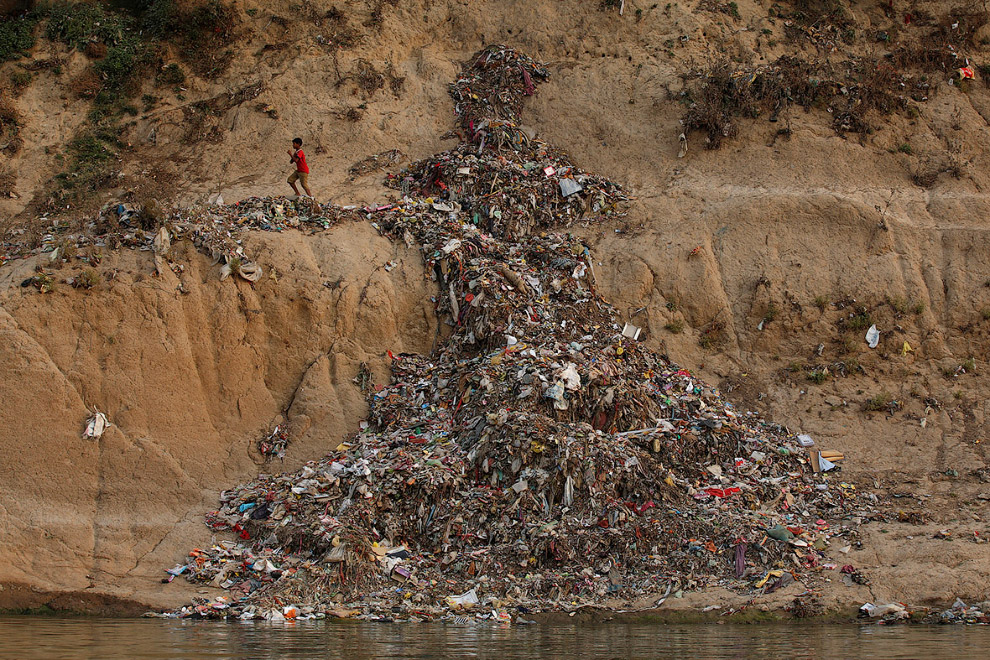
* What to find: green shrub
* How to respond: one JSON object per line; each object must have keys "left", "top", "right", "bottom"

{"left": 888, "top": 295, "right": 908, "bottom": 315}
{"left": 0, "top": 13, "right": 38, "bottom": 62}
{"left": 864, "top": 392, "right": 897, "bottom": 412}
{"left": 141, "top": 0, "right": 180, "bottom": 38}
{"left": 75, "top": 268, "right": 100, "bottom": 289}
{"left": 92, "top": 42, "right": 145, "bottom": 113}
{"left": 54, "top": 126, "right": 121, "bottom": 198}
{"left": 9, "top": 70, "right": 32, "bottom": 92}
{"left": 46, "top": 2, "right": 149, "bottom": 117}
{"left": 763, "top": 302, "right": 779, "bottom": 323}
{"left": 845, "top": 311, "right": 872, "bottom": 331}
{"left": 46, "top": 2, "right": 131, "bottom": 50}
{"left": 68, "top": 127, "right": 118, "bottom": 164}
{"left": 156, "top": 63, "right": 185, "bottom": 86}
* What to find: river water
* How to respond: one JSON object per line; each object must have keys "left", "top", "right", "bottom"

{"left": 1, "top": 618, "right": 988, "bottom": 659}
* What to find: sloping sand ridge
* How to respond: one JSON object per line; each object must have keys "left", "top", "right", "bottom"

{"left": 2, "top": 0, "right": 990, "bottom": 618}
{"left": 156, "top": 46, "right": 872, "bottom": 621}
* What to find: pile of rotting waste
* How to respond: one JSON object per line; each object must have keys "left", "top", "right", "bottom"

{"left": 157, "top": 46, "right": 862, "bottom": 621}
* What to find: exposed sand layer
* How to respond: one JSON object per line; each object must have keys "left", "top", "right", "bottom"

{"left": 1, "top": 0, "right": 989, "bottom": 613}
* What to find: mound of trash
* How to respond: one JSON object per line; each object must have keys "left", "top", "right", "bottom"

{"left": 158, "top": 46, "right": 857, "bottom": 621}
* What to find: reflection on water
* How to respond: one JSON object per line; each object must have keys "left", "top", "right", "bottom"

{"left": 0, "top": 617, "right": 988, "bottom": 659}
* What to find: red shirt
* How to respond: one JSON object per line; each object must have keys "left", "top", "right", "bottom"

{"left": 293, "top": 149, "right": 309, "bottom": 173}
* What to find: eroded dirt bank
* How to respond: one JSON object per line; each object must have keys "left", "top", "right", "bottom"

{"left": 2, "top": 0, "right": 990, "bottom": 615}
{"left": 4, "top": 188, "right": 989, "bottom": 615}
{"left": 0, "top": 224, "right": 436, "bottom": 610}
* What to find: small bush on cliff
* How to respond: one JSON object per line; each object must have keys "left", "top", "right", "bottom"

{"left": 0, "top": 97, "right": 23, "bottom": 156}
{"left": 52, "top": 127, "right": 121, "bottom": 202}
{"left": 843, "top": 310, "right": 873, "bottom": 332}
{"left": 74, "top": 269, "right": 101, "bottom": 289}
{"left": 140, "top": 0, "right": 180, "bottom": 38}
{"left": 156, "top": 63, "right": 185, "bottom": 87}
{"left": 9, "top": 70, "right": 33, "bottom": 95}
{"left": 682, "top": 56, "right": 827, "bottom": 149}
{"left": 0, "top": 166, "right": 14, "bottom": 196}
{"left": 864, "top": 392, "right": 900, "bottom": 412}
{"left": 46, "top": 2, "right": 150, "bottom": 117}
{"left": 181, "top": 0, "right": 237, "bottom": 78}
{"left": 46, "top": 2, "right": 131, "bottom": 50}
{"left": 0, "top": 11, "right": 38, "bottom": 62}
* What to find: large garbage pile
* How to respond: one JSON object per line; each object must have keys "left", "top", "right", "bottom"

{"left": 152, "top": 46, "right": 858, "bottom": 621}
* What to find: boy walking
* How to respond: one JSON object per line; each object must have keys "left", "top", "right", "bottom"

{"left": 287, "top": 137, "right": 312, "bottom": 197}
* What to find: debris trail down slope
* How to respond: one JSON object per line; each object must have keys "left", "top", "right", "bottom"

{"left": 165, "top": 46, "right": 854, "bottom": 620}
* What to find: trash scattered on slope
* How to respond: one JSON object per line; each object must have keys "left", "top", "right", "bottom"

{"left": 349, "top": 150, "right": 403, "bottom": 178}
{"left": 622, "top": 323, "right": 642, "bottom": 340}
{"left": 83, "top": 410, "right": 110, "bottom": 439}
{"left": 866, "top": 324, "right": 880, "bottom": 349}
{"left": 259, "top": 424, "right": 290, "bottom": 460}
{"left": 138, "top": 46, "right": 869, "bottom": 623}
{"left": 859, "top": 601, "right": 909, "bottom": 621}
{"left": 1, "top": 196, "right": 347, "bottom": 282}
{"left": 0, "top": 44, "right": 882, "bottom": 623}
{"left": 859, "top": 597, "right": 990, "bottom": 625}
{"left": 929, "top": 598, "right": 990, "bottom": 624}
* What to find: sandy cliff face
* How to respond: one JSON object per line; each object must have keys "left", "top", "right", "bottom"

{"left": 0, "top": 224, "right": 435, "bottom": 609}
{"left": 583, "top": 192, "right": 990, "bottom": 606}
{"left": 1, "top": 0, "right": 990, "bottom": 610}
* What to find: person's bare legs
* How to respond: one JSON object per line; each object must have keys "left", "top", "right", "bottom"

{"left": 289, "top": 181, "right": 300, "bottom": 195}
{"left": 302, "top": 183, "right": 313, "bottom": 197}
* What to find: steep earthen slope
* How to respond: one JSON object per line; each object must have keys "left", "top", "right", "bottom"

{"left": 2, "top": 0, "right": 990, "bottom": 611}
{"left": 0, "top": 225, "right": 435, "bottom": 609}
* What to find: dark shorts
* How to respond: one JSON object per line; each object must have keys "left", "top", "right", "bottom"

{"left": 288, "top": 171, "right": 309, "bottom": 186}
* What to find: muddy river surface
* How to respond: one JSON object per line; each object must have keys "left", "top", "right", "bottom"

{"left": 1, "top": 617, "right": 987, "bottom": 659}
